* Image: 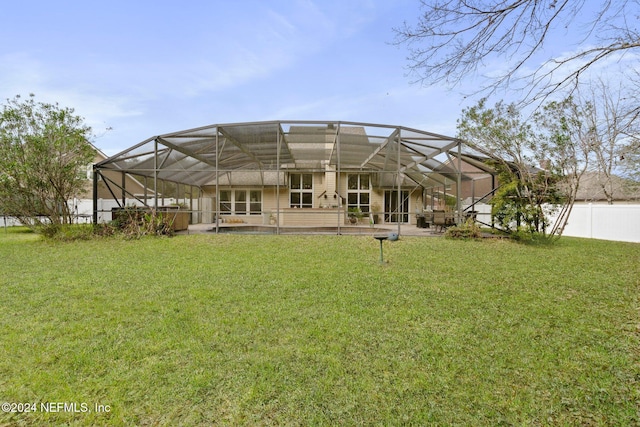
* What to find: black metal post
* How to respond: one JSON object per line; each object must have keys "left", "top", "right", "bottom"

{"left": 92, "top": 166, "right": 98, "bottom": 225}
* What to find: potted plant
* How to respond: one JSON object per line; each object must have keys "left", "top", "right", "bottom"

{"left": 348, "top": 207, "right": 363, "bottom": 224}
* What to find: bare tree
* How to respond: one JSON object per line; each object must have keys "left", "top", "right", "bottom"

{"left": 576, "top": 80, "right": 640, "bottom": 203}
{"left": 394, "top": 0, "right": 640, "bottom": 103}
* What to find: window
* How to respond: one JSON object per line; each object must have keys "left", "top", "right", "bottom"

{"left": 78, "top": 163, "right": 94, "bottom": 181}
{"left": 290, "top": 173, "right": 313, "bottom": 208}
{"left": 385, "top": 190, "right": 409, "bottom": 223}
{"left": 250, "top": 190, "right": 262, "bottom": 213}
{"left": 218, "top": 190, "right": 261, "bottom": 215}
{"left": 347, "top": 174, "right": 371, "bottom": 213}
{"left": 235, "top": 190, "right": 247, "bottom": 214}
{"left": 86, "top": 163, "right": 94, "bottom": 180}
{"left": 219, "top": 190, "right": 232, "bottom": 213}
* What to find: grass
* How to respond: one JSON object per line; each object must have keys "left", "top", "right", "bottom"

{"left": 0, "top": 227, "right": 638, "bottom": 426}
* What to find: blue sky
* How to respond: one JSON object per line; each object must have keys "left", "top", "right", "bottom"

{"left": 1, "top": 1, "right": 630, "bottom": 156}
{"left": 1, "top": 0, "right": 471, "bottom": 155}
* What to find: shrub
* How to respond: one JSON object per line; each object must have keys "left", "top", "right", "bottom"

{"left": 445, "top": 218, "right": 482, "bottom": 239}
{"left": 39, "top": 223, "right": 96, "bottom": 241}
{"left": 114, "top": 207, "right": 174, "bottom": 239}
{"left": 38, "top": 207, "right": 175, "bottom": 241}
{"left": 93, "top": 222, "right": 118, "bottom": 238}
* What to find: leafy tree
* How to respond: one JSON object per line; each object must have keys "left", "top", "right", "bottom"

{"left": 0, "top": 94, "right": 94, "bottom": 230}
{"left": 457, "top": 98, "right": 574, "bottom": 240}
{"left": 532, "top": 97, "right": 592, "bottom": 236}
{"left": 394, "top": 0, "right": 640, "bottom": 103}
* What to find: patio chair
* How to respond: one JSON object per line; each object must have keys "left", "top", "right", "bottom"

{"left": 433, "top": 210, "right": 446, "bottom": 233}
{"left": 445, "top": 211, "right": 455, "bottom": 227}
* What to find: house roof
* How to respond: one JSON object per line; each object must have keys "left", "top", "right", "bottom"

{"left": 96, "top": 120, "right": 492, "bottom": 189}
{"left": 575, "top": 171, "right": 640, "bottom": 201}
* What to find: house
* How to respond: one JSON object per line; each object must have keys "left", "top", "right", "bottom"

{"left": 94, "top": 121, "right": 499, "bottom": 232}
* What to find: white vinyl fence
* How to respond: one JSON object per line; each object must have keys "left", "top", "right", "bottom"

{"left": 557, "top": 203, "right": 640, "bottom": 243}
{"left": 465, "top": 202, "right": 640, "bottom": 243}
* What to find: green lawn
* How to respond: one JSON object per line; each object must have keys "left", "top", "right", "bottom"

{"left": 0, "top": 228, "right": 638, "bottom": 426}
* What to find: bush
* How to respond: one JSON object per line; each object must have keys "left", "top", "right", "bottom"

{"left": 38, "top": 207, "right": 175, "bottom": 241}
{"left": 93, "top": 223, "right": 119, "bottom": 238}
{"left": 39, "top": 223, "right": 97, "bottom": 241}
{"left": 445, "top": 218, "right": 482, "bottom": 239}
{"left": 113, "top": 207, "right": 174, "bottom": 239}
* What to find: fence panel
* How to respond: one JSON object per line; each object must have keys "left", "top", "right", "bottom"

{"left": 561, "top": 204, "right": 640, "bottom": 243}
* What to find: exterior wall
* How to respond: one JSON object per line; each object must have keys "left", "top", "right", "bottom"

{"left": 201, "top": 171, "right": 423, "bottom": 226}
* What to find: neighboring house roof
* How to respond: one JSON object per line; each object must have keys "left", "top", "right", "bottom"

{"left": 576, "top": 172, "right": 640, "bottom": 202}
{"left": 89, "top": 141, "right": 109, "bottom": 162}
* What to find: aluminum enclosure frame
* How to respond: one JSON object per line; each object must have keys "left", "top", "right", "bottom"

{"left": 94, "top": 120, "right": 497, "bottom": 234}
